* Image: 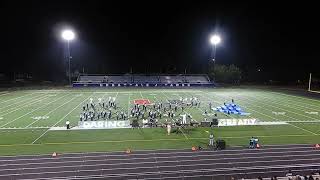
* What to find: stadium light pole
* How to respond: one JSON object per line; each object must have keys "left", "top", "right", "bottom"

{"left": 209, "top": 34, "right": 221, "bottom": 143}
{"left": 209, "top": 34, "right": 221, "bottom": 83}
{"left": 210, "top": 34, "right": 221, "bottom": 64}
{"left": 61, "top": 29, "right": 75, "bottom": 85}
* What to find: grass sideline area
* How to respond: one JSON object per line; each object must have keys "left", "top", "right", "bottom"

{"left": 0, "top": 87, "right": 319, "bottom": 156}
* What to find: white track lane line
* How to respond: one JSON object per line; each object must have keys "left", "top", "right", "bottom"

{"left": 0, "top": 145, "right": 316, "bottom": 161}
{"left": 1, "top": 161, "right": 320, "bottom": 178}
{"left": 1, "top": 156, "right": 320, "bottom": 173}
{"left": 1, "top": 149, "right": 319, "bottom": 168}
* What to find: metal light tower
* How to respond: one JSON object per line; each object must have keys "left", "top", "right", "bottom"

{"left": 210, "top": 34, "right": 221, "bottom": 63}
{"left": 61, "top": 29, "right": 75, "bottom": 85}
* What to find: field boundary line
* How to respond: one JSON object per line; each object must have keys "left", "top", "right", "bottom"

{"left": 31, "top": 93, "right": 93, "bottom": 144}
{"left": 0, "top": 127, "right": 48, "bottom": 130}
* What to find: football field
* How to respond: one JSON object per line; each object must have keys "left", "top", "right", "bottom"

{"left": 0, "top": 87, "right": 319, "bottom": 155}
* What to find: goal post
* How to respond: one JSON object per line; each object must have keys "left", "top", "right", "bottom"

{"left": 308, "top": 73, "right": 312, "bottom": 91}
{"left": 308, "top": 73, "right": 320, "bottom": 93}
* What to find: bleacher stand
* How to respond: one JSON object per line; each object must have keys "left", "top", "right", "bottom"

{"left": 74, "top": 74, "right": 214, "bottom": 87}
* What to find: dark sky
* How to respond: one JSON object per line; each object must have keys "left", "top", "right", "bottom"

{"left": 0, "top": 1, "right": 319, "bottom": 82}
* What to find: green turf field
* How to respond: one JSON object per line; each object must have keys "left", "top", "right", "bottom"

{"left": 0, "top": 87, "right": 319, "bottom": 155}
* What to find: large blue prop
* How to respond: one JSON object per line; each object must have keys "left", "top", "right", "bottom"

{"left": 215, "top": 102, "right": 250, "bottom": 116}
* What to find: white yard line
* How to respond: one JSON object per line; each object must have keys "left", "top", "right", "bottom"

{"left": 195, "top": 91, "right": 243, "bottom": 119}
{"left": 211, "top": 91, "right": 319, "bottom": 135}
{"left": 31, "top": 93, "right": 93, "bottom": 144}
{"left": 159, "top": 91, "right": 196, "bottom": 124}
{"left": 259, "top": 93, "right": 320, "bottom": 111}
{"left": 268, "top": 91, "right": 320, "bottom": 103}
{"left": 0, "top": 92, "right": 10, "bottom": 97}
{"left": 287, "top": 123, "right": 318, "bottom": 135}
{"left": 232, "top": 94, "right": 319, "bottom": 131}
{"left": 0, "top": 93, "right": 68, "bottom": 128}
{"left": 0, "top": 92, "right": 37, "bottom": 104}
{"left": 0, "top": 93, "right": 49, "bottom": 114}
{"left": 178, "top": 127, "right": 189, "bottom": 140}
{"left": 25, "top": 94, "right": 78, "bottom": 128}
{"left": 127, "top": 93, "right": 131, "bottom": 118}
{"left": 0, "top": 95, "right": 51, "bottom": 117}
{"left": 0, "top": 93, "right": 46, "bottom": 111}
{"left": 242, "top": 96, "right": 319, "bottom": 122}
{"left": 247, "top": 94, "right": 319, "bottom": 121}
{"left": 160, "top": 91, "right": 170, "bottom": 103}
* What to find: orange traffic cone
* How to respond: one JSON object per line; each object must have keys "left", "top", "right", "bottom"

{"left": 52, "top": 152, "right": 57, "bottom": 157}
{"left": 315, "top": 144, "right": 320, "bottom": 149}
{"left": 191, "top": 146, "right": 197, "bottom": 151}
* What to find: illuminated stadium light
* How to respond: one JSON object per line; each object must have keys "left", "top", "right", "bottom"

{"left": 61, "top": 30, "right": 75, "bottom": 41}
{"left": 210, "top": 34, "right": 221, "bottom": 45}
{"left": 61, "top": 29, "right": 75, "bottom": 86}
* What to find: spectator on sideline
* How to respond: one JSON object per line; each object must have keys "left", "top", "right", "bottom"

{"left": 66, "top": 120, "right": 70, "bottom": 129}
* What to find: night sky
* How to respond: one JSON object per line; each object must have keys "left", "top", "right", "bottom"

{"left": 0, "top": 1, "right": 319, "bottom": 82}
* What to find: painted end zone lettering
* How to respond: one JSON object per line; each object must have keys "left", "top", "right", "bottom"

{"left": 133, "top": 99, "right": 151, "bottom": 105}
{"left": 78, "top": 121, "right": 131, "bottom": 129}
{"left": 218, "top": 119, "right": 257, "bottom": 126}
